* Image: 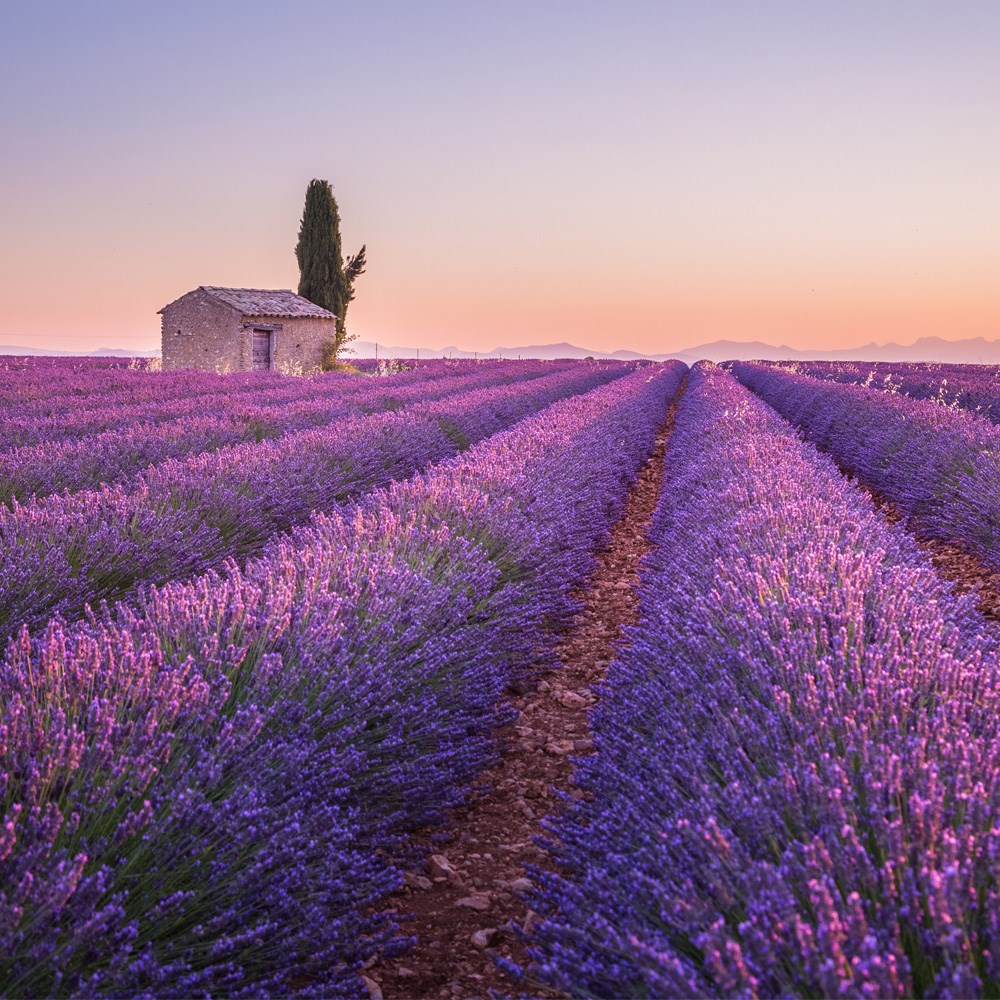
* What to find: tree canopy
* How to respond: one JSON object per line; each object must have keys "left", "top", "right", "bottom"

{"left": 295, "top": 179, "right": 366, "bottom": 356}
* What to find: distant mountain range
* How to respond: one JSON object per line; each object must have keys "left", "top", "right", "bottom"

{"left": 350, "top": 335, "right": 1000, "bottom": 365}
{"left": 3, "top": 335, "right": 1000, "bottom": 364}
{"left": 0, "top": 345, "right": 158, "bottom": 357}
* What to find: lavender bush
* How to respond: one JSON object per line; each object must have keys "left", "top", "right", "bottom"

{"left": 1, "top": 362, "right": 685, "bottom": 995}
{"left": 779, "top": 359, "right": 1000, "bottom": 422}
{"left": 0, "top": 357, "right": 245, "bottom": 410}
{"left": 528, "top": 363, "right": 1000, "bottom": 998}
{"left": 731, "top": 361, "right": 1000, "bottom": 574}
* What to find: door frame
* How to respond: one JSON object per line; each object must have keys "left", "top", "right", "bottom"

{"left": 250, "top": 326, "right": 276, "bottom": 371}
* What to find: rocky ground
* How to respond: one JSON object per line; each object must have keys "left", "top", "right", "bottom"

{"left": 362, "top": 397, "right": 681, "bottom": 1000}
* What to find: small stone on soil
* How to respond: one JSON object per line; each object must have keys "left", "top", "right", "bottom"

{"left": 403, "top": 871, "right": 433, "bottom": 890}
{"left": 556, "top": 690, "right": 589, "bottom": 709}
{"left": 360, "top": 975, "right": 383, "bottom": 1000}
{"left": 426, "top": 854, "right": 455, "bottom": 877}
{"left": 471, "top": 927, "right": 499, "bottom": 949}
{"left": 455, "top": 894, "right": 492, "bottom": 911}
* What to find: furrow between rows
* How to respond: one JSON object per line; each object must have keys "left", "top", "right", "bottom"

{"left": 364, "top": 375, "right": 686, "bottom": 1000}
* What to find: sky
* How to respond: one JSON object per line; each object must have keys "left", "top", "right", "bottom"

{"left": 1, "top": 0, "right": 998, "bottom": 356}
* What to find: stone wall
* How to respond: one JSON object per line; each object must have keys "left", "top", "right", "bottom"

{"left": 270, "top": 316, "right": 337, "bottom": 373}
{"left": 161, "top": 289, "right": 337, "bottom": 372}
{"left": 161, "top": 290, "right": 244, "bottom": 371}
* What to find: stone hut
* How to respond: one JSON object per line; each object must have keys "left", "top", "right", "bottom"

{"left": 159, "top": 286, "right": 337, "bottom": 372}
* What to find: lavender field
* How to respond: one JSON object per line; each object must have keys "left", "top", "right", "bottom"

{"left": 3, "top": 356, "right": 1000, "bottom": 998}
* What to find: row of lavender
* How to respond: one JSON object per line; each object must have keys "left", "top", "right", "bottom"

{"left": 0, "top": 361, "right": 579, "bottom": 504}
{"left": 0, "top": 355, "right": 143, "bottom": 373}
{"left": 0, "top": 359, "right": 481, "bottom": 451}
{"left": 0, "top": 359, "right": 305, "bottom": 416}
{"left": 776, "top": 359, "right": 1000, "bottom": 423}
{"left": 0, "top": 362, "right": 686, "bottom": 996}
{"left": 0, "top": 356, "right": 420, "bottom": 411}
{"left": 0, "top": 362, "right": 629, "bottom": 642}
{"left": 527, "top": 363, "right": 1000, "bottom": 997}
{"left": 731, "top": 362, "right": 1000, "bottom": 575}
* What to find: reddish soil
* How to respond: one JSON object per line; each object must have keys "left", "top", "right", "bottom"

{"left": 858, "top": 485, "right": 1000, "bottom": 624}
{"left": 362, "top": 391, "right": 683, "bottom": 1000}
{"left": 919, "top": 536, "right": 1000, "bottom": 622}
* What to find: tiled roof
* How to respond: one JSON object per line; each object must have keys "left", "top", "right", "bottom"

{"left": 200, "top": 287, "right": 336, "bottom": 318}
{"left": 160, "top": 286, "right": 336, "bottom": 318}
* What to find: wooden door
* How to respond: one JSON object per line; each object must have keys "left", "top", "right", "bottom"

{"left": 252, "top": 330, "right": 271, "bottom": 370}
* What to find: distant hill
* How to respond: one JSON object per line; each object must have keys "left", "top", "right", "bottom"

{"left": 349, "top": 335, "right": 1000, "bottom": 365}
{"left": 0, "top": 345, "right": 159, "bottom": 357}
{"left": 667, "top": 336, "right": 1000, "bottom": 365}
{"left": 4, "top": 335, "right": 1000, "bottom": 364}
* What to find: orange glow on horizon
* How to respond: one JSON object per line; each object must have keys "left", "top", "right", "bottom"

{"left": 1, "top": 4, "right": 998, "bottom": 359}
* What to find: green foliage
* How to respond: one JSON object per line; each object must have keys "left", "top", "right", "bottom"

{"left": 319, "top": 338, "right": 338, "bottom": 372}
{"left": 436, "top": 418, "right": 472, "bottom": 451}
{"left": 295, "top": 180, "right": 340, "bottom": 314}
{"left": 319, "top": 339, "right": 361, "bottom": 374}
{"left": 294, "top": 179, "right": 366, "bottom": 358}
{"left": 242, "top": 419, "right": 273, "bottom": 443}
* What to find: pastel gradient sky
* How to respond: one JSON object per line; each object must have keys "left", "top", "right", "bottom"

{"left": 2, "top": 1, "right": 998, "bottom": 355}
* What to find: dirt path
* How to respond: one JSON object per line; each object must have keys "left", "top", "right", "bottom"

{"left": 363, "top": 391, "right": 683, "bottom": 1000}
{"left": 866, "top": 488, "right": 1000, "bottom": 624}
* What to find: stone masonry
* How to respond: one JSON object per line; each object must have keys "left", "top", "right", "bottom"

{"left": 159, "top": 286, "right": 337, "bottom": 372}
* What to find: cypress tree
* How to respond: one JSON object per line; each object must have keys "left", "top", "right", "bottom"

{"left": 295, "top": 179, "right": 366, "bottom": 356}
